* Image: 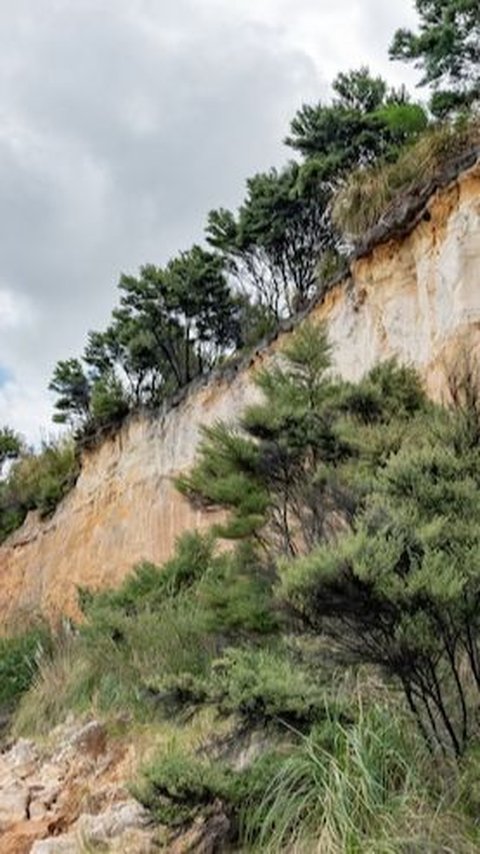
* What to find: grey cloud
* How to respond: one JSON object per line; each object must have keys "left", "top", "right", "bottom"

{"left": 0, "top": 0, "right": 415, "bottom": 440}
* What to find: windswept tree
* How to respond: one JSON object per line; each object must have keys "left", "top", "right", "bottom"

{"left": 207, "top": 162, "right": 334, "bottom": 319}
{"left": 49, "top": 359, "right": 91, "bottom": 427}
{"left": 179, "top": 324, "right": 426, "bottom": 559}
{"left": 208, "top": 69, "right": 427, "bottom": 321}
{"left": 278, "top": 386, "right": 480, "bottom": 757}
{"left": 117, "top": 246, "right": 241, "bottom": 388}
{"left": 390, "top": 0, "right": 480, "bottom": 116}
{"left": 50, "top": 246, "right": 242, "bottom": 431}
{"left": 286, "top": 67, "right": 428, "bottom": 179}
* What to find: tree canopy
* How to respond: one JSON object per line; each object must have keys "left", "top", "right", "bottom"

{"left": 206, "top": 163, "right": 335, "bottom": 319}
{"left": 285, "top": 68, "right": 428, "bottom": 178}
{"left": 390, "top": 0, "right": 480, "bottom": 116}
{"left": 50, "top": 247, "right": 243, "bottom": 431}
{"left": 47, "top": 4, "right": 476, "bottom": 437}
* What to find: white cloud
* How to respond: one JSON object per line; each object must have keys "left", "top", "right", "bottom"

{"left": 0, "top": 287, "right": 35, "bottom": 330}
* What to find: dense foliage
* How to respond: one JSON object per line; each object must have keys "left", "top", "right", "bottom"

{"left": 333, "top": 116, "right": 480, "bottom": 239}
{"left": 47, "top": 43, "right": 437, "bottom": 435}
{"left": 286, "top": 67, "right": 427, "bottom": 175}
{"left": 390, "top": 0, "right": 480, "bottom": 116}
{"left": 0, "top": 426, "right": 22, "bottom": 474}
{"left": 50, "top": 247, "right": 243, "bottom": 430}
{"left": 0, "top": 439, "right": 79, "bottom": 543}
{"left": 3, "top": 2, "right": 480, "bottom": 848}
{"left": 0, "top": 624, "right": 52, "bottom": 714}
{"left": 8, "top": 333, "right": 480, "bottom": 848}
{"left": 182, "top": 324, "right": 480, "bottom": 759}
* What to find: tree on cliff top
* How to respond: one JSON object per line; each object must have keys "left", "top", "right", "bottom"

{"left": 206, "top": 163, "right": 334, "bottom": 319}
{"left": 390, "top": 0, "right": 480, "bottom": 116}
{"left": 285, "top": 67, "right": 428, "bottom": 176}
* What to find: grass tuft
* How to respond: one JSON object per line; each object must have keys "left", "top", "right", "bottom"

{"left": 333, "top": 119, "right": 480, "bottom": 241}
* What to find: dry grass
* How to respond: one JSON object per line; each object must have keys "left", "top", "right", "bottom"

{"left": 333, "top": 119, "right": 480, "bottom": 241}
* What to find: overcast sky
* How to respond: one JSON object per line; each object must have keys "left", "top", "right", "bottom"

{"left": 0, "top": 0, "right": 421, "bottom": 441}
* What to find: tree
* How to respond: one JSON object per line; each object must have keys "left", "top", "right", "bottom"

{"left": 49, "top": 359, "right": 91, "bottom": 427}
{"left": 50, "top": 247, "right": 242, "bottom": 430}
{"left": 278, "top": 358, "right": 480, "bottom": 758}
{"left": 84, "top": 319, "right": 164, "bottom": 408}
{"left": 180, "top": 323, "right": 358, "bottom": 557}
{"left": 207, "top": 163, "right": 335, "bottom": 319}
{"left": 286, "top": 68, "right": 427, "bottom": 177}
{"left": 180, "top": 326, "right": 427, "bottom": 560}
{"left": 117, "top": 247, "right": 240, "bottom": 389}
{"left": 89, "top": 374, "right": 129, "bottom": 427}
{"left": 390, "top": 0, "right": 480, "bottom": 116}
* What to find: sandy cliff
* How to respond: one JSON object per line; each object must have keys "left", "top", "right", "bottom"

{"left": 1, "top": 160, "right": 480, "bottom": 623}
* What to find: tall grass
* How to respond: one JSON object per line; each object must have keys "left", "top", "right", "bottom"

{"left": 13, "top": 596, "right": 216, "bottom": 735}
{"left": 333, "top": 119, "right": 480, "bottom": 240}
{"left": 0, "top": 622, "right": 52, "bottom": 714}
{"left": 241, "top": 705, "right": 475, "bottom": 853}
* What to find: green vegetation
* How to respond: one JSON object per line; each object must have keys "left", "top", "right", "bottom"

{"left": 33, "top": 2, "right": 476, "bottom": 467}
{"left": 333, "top": 116, "right": 480, "bottom": 239}
{"left": 135, "top": 746, "right": 235, "bottom": 826}
{"left": 134, "top": 706, "right": 474, "bottom": 852}
{"left": 2, "top": 2, "right": 480, "bottom": 848}
{"left": 286, "top": 67, "right": 427, "bottom": 177}
{"left": 37, "top": 2, "right": 478, "bottom": 464}
{"left": 240, "top": 706, "right": 471, "bottom": 853}
{"left": 7, "top": 323, "right": 480, "bottom": 849}
{"left": 0, "top": 623, "right": 52, "bottom": 715}
{"left": 390, "top": 0, "right": 480, "bottom": 117}
{"left": 0, "top": 426, "right": 22, "bottom": 473}
{"left": 0, "top": 438, "right": 79, "bottom": 543}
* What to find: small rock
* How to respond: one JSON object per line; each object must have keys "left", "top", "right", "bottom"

{"left": 170, "top": 804, "right": 230, "bottom": 854}
{"left": 75, "top": 799, "right": 148, "bottom": 843}
{"left": 68, "top": 721, "right": 107, "bottom": 760}
{"left": 0, "top": 782, "right": 29, "bottom": 829}
{"left": 5, "top": 738, "right": 38, "bottom": 776}
{"left": 31, "top": 834, "right": 80, "bottom": 854}
{"left": 109, "top": 828, "right": 158, "bottom": 853}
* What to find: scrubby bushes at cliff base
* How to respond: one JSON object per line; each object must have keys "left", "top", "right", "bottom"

{"left": 7, "top": 323, "right": 480, "bottom": 850}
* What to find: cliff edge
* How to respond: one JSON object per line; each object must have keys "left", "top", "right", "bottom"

{"left": 1, "top": 158, "right": 480, "bottom": 623}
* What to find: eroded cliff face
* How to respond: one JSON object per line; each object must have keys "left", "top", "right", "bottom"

{"left": 2, "top": 161, "right": 480, "bottom": 623}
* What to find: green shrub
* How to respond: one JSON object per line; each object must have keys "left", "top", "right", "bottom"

{"left": 0, "top": 440, "right": 79, "bottom": 542}
{"left": 196, "top": 543, "right": 279, "bottom": 636}
{"left": 135, "top": 742, "right": 289, "bottom": 836}
{"left": 89, "top": 374, "right": 129, "bottom": 426}
{"left": 342, "top": 359, "right": 427, "bottom": 424}
{"left": 15, "top": 591, "right": 217, "bottom": 734}
{"left": 208, "top": 646, "right": 333, "bottom": 726}
{"left": 333, "top": 119, "right": 480, "bottom": 239}
{"left": 135, "top": 707, "right": 474, "bottom": 852}
{"left": 80, "top": 531, "right": 217, "bottom": 617}
{"left": 241, "top": 706, "right": 468, "bottom": 852}
{"left": 0, "top": 624, "right": 52, "bottom": 712}
{"left": 134, "top": 747, "right": 234, "bottom": 826}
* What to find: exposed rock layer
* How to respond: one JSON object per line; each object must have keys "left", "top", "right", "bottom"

{"left": 0, "top": 721, "right": 155, "bottom": 853}
{"left": 2, "top": 161, "right": 480, "bottom": 623}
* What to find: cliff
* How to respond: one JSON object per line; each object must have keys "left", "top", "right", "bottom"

{"left": 2, "top": 159, "right": 480, "bottom": 624}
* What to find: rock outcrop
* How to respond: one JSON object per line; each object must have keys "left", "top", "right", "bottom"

{"left": 1, "top": 159, "right": 480, "bottom": 623}
{"left": 0, "top": 721, "right": 155, "bottom": 853}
